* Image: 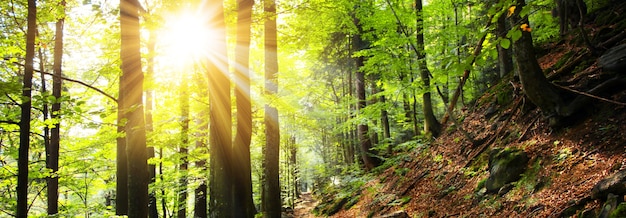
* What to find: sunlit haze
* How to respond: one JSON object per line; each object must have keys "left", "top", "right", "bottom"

{"left": 157, "top": 9, "right": 213, "bottom": 67}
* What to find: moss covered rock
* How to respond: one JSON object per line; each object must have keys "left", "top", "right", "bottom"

{"left": 485, "top": 148, "right": 529, "bottom": 193}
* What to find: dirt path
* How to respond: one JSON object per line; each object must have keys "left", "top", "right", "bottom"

{"left": 292, "top": 192, "right": 318, "bottom": 218}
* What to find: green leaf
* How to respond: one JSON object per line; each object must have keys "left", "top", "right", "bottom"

{"left": 520, "top": 6, "right": 531, "bottom": 18}
{"left": 511, "top": 29, "right": 522, "bottom": 42}
{"left": 500, "top": 38, "right": 511, "bottom": 49}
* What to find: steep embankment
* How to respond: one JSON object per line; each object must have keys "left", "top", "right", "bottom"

{"left": 303, "top": 1, "right": 626, "bottom": 217}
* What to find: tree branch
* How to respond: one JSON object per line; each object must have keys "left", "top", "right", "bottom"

{"left": 0, "top": 120, "right": 19, "bottom": 125}
{"left": 2, "top": 57, "right": 118, "bottom": 103}
{"left": 441, "top": 17, "right": 493, "bottom": 126}
{"left": 384, "top": 0, "right": 420, "bottom": 55}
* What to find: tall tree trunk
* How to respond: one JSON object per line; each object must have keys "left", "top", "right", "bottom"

{"left": 159, "top": 146, "right": 167, "bottom": 218}
{"left": 289, "top": 136, "right": 298, "bottom": 199}
{"left": 496, "top": 13, "right": 513, "bottom": 78}
{"left": 146, "top": 29, "right": 158, "bottom": 218}
{"left": 38, "top": 48, "right": 51, "bottom": 214}
{"left": 193, "top": 106, "right": 208, "bottom": 217}
{"left": 177, "top": 77, "right": 189, "bottom": 218}
{"left": 347, "top": 69, "right": 356, "bottom": 165}
{"left": 510, "top": 0, "right": 566, "bottom": 126}
{"left": 263, "top": 0, "right": 281, "bottom": 216}
{"left": 415, "top": 0, "right": 441, "bottom": 137}
{"left": 232, "top": 0, "right": 256, "bottom": 217}
{"left": 352, "top": 8, "right": 381, "bottom": 171}
{"left": 120, "top": 0, "right": 149, "bottom": 216}
{"left": 48, "top": 3, "right": 64, "bottom": 214}
{"left": 17, "top": 0, "right": 36, "bottom": 216}
{"left": 146, "top": 27, "right": 159, "bottom": 218}
{"left": 369, "top": 81, "right": 380, "bottom": 147}
{"left": 207, "top": 0, "right": 233, "bottom": 216}
{"left": 116, "top": 73, "right": 129, "bottom": 215}
{"left": 381, "top": 95, "right": 391, "bottom": 155}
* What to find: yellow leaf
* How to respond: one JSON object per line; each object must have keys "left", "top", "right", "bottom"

{"left": 521, "top": 23, "right": 532, "bottom": 32}
{"left": 507, "top": 6, "right": 516, "bottom": 17}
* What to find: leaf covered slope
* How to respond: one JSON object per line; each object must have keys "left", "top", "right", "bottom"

{"left": 312, "top": 1, "right": 626, "bottom": 217}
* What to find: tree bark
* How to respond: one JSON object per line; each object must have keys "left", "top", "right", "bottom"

{"left": 232, "top": 0, "right": 257, "bottom": 217}
{"left": 353, "top": 10, "right": 380, "bottom": 170}
{"left": 207, "top": 0, "right": 233, "bottom": 216}
{"left": 193, "top": 106, "right": 208, "bottom": 217}
{"left": 496, "top": 13, "right": 513, "bottom": 78}
{"left": 48, "top": 3, "right": 64, "bottom": 214}
{"left": 146, "top": 28, "right": 158, "bottom": 218}
{"left": 17, "top": 0, "right": 36, "bottom": 216}
{"left": 263, "top": 0, "right": 282, "bottom": 216}
{"left": 511, "top": 0, "right": 566, "bottom": 124}
{"left": 120, "top": 0, "right": 149, "bottom": 216}
{"left": 38, "top": 47, "right": 52, "bottom": 216}
{"left": 381, "top": 95, "right": 391, "bottom": 155}
{"left": 289, "top": 136, "right": 299, "bottom": 199}
{"left": 116, "top": 76, "right": 128, "bottom": 216}
{"left": 177, "top": 78, "right": 189, "bottom": 218}
{"left": 415, "top": 0, "right": 441, "bottom": 138}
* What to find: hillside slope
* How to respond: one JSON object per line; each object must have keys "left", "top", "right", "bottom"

{"left": 307, "top": 1, "right": 626, "bottom": 217}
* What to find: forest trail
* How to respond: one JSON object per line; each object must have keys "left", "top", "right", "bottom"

{"left": 290, "top": 192, "right": 319, "bottom": 218}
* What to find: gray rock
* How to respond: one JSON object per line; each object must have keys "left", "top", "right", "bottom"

{"left": 485, "top": 148, "right": 529, "bottom": 193}
{"left": 591, "top": 169, "right": 626, "bottom": 200}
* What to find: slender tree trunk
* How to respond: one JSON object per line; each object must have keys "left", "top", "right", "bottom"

{"left": 263, "top": 0, "right": 281, "bottom": 216}
{"left": 177, "top": 77, "right": 189, "bottom": 218}
{"left": 48, "top": 3, "right": 64, "bottom": 214}
{"left": 369, "top": 81, "right": 380, "bottom": 146}
{"left": 496, "top": 13, "right": 513, "bottom": 78}
{"left": 193, "top": 106, "right": 208, "bottom": 217}
{"left": 347, "top": 69, "right": 356, "bottom": 165}
{"left": 411, "top": 79, "right": 420, "bottom": 136}
{"left": 207, "top": 0, "right": 233, "bottom": 216}
{"left": 289, "top": 136, "right": 298, "bottom": 199}
{"left": 355, "top": 53, "right": 377, "bottom": 170}
{"left": 39, "top": 48, "right": 51, "bottom": 212}
{"left": 146, "top": 29, "right": 158, "bottom": 218}
{"left": 116, "top": 76, "right": 129, "bottom": 216}
{"left": 352, "top": 8, "right": 381, "bottom": 171}
{"left": 381, "top": 95, "right": 391, "bottom": 155}
{"left": 159, "top": 147, "right": 167, "bottom": 218}
{"left": 415, "top": 0, "right": 441, "bottom": 137}
{"left": 17, "top": 0, "right": 36, "bottom": 215}
{"left": 120, "top": 0, "right": 149, "bottom": 216}
{"left": 233, "top": 0, "right": 256, "bottom": 217}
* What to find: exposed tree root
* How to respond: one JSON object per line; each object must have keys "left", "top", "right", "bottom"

{"left": 555, "top": 76, "right": 626, "bottom": 122}
{"left": 547, "top": 51, "right": 590, "bottom": 81}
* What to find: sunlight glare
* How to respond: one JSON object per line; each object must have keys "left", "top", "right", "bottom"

{"left": 158, "top": 10, "right": 212, "bottom": 67}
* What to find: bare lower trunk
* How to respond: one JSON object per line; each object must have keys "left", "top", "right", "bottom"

{"left": 416, "top": 0, "right": 441, "bottom": 137}
{"left": 17, "top": 0, "right": 36, "bottom": 216}
{"left": 511, "top": 0, "right": 566, "bottom": 124}
{"left": 263, "top": 0, "right": 281, "bottom": 215}
{"left": 121, "top": 0, "right": 149, "bottom": 216}
{"left": 232, "top": 0, "right": 257, "bottom": 216}
{"left": 48, "top": 4, "right": 64, "bottom": 214}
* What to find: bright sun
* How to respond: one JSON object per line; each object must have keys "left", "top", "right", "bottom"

{"left": 157, "top": 10, "right": 212, "bottom": 66}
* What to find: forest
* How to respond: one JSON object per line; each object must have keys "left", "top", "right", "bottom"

{"left": 1, "top": 0, "right": 626, "bottom": 217}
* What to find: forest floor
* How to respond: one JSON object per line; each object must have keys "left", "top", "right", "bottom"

{"left": 291, "top": 192, "right": 318, "bottom": 218}
{"left": 298, "top": 1, "right": 626, "bottom": 217}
